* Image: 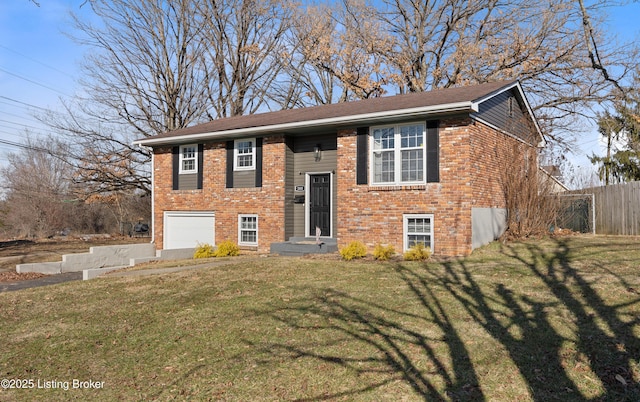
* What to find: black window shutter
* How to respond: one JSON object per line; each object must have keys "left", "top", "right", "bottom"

{"left": 426, "top": 120, "right": 440, "bottom": 183}
{"left": 172, "top": 146, "right": 179, "bottom": 190}
{"left": 356, "top": 127, "right": 368, "bottom": 185}
{"left": 226, "top": 141, "right": 234, "bottom": 188}
{"left": 197, "top": 144, "right": 204, "bottom": 189}
{"left": 255, "top": 138, "right": 263, "bottom": 187}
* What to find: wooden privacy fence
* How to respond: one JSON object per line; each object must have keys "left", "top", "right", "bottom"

{"left": 572, "top": 181, "right": 640, "bottom": 236}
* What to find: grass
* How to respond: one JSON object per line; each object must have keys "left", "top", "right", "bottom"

{"left": 0, "top": 235, "right": 639, "bottom": 401}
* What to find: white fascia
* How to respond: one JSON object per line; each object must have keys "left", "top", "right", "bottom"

{"left": 133, "top": 101, "right": 476, "bottom": 147}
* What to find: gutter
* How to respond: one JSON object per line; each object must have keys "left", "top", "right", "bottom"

{"left": 133, "top": 101, "right": 476, "bottom": 147}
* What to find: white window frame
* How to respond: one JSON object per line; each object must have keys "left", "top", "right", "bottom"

{"left": 234, "top": 138, "right": 256, "bottom": 171}
{"left": 370, "top": 122, "right": 427, "bottom": 186}
{"left": 179, "top": 144, "right": 198, "bottom": 174}
{"left": 403, "top": 214, "right": 434, "bottom": 252}
{"left": 238, "top": 214, "right": 258, "bottom": 246}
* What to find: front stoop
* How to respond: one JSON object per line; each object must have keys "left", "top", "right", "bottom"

{"left": 270, "top": 237, "right": 338, "bottom": 256}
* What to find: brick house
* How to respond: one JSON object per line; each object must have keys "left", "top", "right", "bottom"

{"left": 133, "top": 80, "right": 544, "bottom": 257}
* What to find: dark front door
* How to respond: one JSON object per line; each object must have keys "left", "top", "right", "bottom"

{"left": 309, "top": 174, "right": 331, "bottom": 237}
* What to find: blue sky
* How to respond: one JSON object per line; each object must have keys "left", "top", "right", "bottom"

{"left": 0, "top": 0, "right": 639, "bottom": 182}
{"left": 0, "top": 0, "right": 88, "bottom": 154}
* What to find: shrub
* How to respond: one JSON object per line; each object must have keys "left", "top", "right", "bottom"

{"left": 403, "top": 243, "right": 431, "bottom": 261}
{"left": 373, "top": 243, "right": 395, "bottom": 261}
{"left": 213, "top": 240, "right": 240, "bottom": 257}
{"left": 194, "top": 243, "right": 216, "bottom": 259}
{"left": 194, "top": 240, "right": 240, "bottom": 258}
{"left": 339, "top": 241, "right": 367, "bottom": 261}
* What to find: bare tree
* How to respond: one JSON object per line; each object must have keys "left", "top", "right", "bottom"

{"left": 0, "top": 137, "right": 73, "bottom": 238}
{"left": 274, "top": 4, "right": 341, "bottom": 107}
{"left": 43, "top": 0, "right": 298, "bottom": 196}
{"left": 73, "top": 0, "right": 212, "bottom": 134}
{"left": 198, "top": 0, "right": 295, "bottom": 116}
{"left": 39, "top": 0, "right": 639, "bottom": 200}
{"left": 44, "top": 0, "right": 212, "bottom": 196}
{"left": 285, "top": 1, "right": 391, "bottom": 104}
{"left": 44, "top": 105, "right": 152, "bottom": 195}
{"left": 316, "top": 0, "right": 637, "bottom": 144}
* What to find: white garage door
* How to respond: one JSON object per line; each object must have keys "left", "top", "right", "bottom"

{"left": 164, "top": 211, "right": 215, "bottom": 249}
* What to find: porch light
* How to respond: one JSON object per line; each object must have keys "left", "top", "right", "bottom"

{"left": 314, "top": 144, "right": 322, "bottom": 161}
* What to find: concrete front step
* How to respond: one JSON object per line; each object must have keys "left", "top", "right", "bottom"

{"left": 270, "top": 238, "right": 338, "bottom": 256}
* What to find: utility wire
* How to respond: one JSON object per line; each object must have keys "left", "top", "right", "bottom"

{"left": 0, "top": 138, "right": 52, "bottom": 153}
{"left": 0, "top": 95, "right": 55, "bottom": 112}
{"left": 0, "top": 67, "right": 71, "bottom": 97}
{"left": 0, "top": 109, "right": 42, "bottom": 121}
{"left": 0, "top": 125, "right": 35, "bottom": 137}
{"left": 0, "top": 44, "right": 75, "bottom": 79}
{"left": 0, "top": 118, "right": 48, "bottom": 133}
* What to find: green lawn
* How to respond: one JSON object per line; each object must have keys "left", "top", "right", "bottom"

{"left": 1, "top": 235, "right": 639, "bottom": 401}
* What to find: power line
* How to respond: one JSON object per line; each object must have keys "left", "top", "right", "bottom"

{"left": 0, "top": 44, "right": 75, "bottom": 79}
{"left": 0, "top": 125, "right": 34, "bottom": 137}
{"left": 0, "top": 67, "right": 71, "bottom": 97}
{"left": 0, "top": 95, "right": 71, "bottom": 141}
{"left": 0, "top": 118, "right": 47, "bottom": 132}
{"left": 0, "top": 127, "right": 63, "bottom": 142}
{"left": 0, "top": 95, "right": 55, "bottom": 112}
{"left": 0, "top": 138, "right": 51, "bottom": 153}
{"left": 0, "top": 110, "right": 46, "bottom": 126}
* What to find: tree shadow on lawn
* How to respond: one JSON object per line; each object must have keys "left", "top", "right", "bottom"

{"left": 494, "top": 238, "right": 640, "bottom": 400}
{"left": 250, "top": 238, "right": 639, "bottom": 401}
{"left": 251, "top": 285, "right": 483, "bottom": 401}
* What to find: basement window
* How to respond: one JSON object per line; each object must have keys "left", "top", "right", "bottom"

{"left": 403, "top": 214, "right": 434, "bottom": 252}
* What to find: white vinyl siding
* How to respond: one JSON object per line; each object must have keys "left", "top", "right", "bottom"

{"left": 238, "top": 214, "right": 258, "bottom": 246}
{"left": 371, "top": 123, "right": 426, "bottom": 185}
{"left": 403, "top": 214, "right": 434, "bottom": 252}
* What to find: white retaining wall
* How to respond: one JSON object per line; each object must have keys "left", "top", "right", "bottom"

{"left": 16, "top": 243, "right": 157, "bottom": 274}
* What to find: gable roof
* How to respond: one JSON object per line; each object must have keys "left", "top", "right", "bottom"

{"left": 134, "top": 80, "right": 543, "bottom": 146}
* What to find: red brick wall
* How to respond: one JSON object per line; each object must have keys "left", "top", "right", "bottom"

{"left": 152, "top": 137, "right": 287, "bottom": 251}
{"left": 152, "top": 118, "right": 533, "bottom": 257}
{"left": 469, "top": 119, "right": 537, "bottom": 209}
{"left": 336, "top": 117, "right": 474, "bottom": 256}
{"left": 335, "top": 117, "right": 533, "bottom": 257}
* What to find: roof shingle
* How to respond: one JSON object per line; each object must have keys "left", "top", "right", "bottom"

{"left": 137, "top": 80, "right": 517, "bottom": 144}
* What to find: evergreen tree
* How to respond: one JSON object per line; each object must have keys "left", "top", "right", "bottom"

{"left": 591, "top": 75, "right": 640, "bottom": 184}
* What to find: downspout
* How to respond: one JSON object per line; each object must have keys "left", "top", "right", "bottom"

{"left": 150, "top": 150, "right": 155, "bottom": 245}
{"left": 138, "top": 145, "right": 155, "bottom": 245}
